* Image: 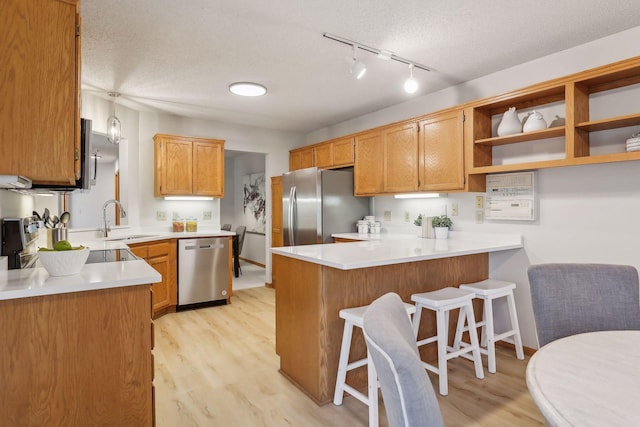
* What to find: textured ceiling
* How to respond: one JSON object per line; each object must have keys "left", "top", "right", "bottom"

{"left": 81, "top": 0, "right": 639, "bottom": 133}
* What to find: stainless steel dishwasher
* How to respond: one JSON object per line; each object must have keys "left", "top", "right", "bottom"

{"left": 177, "top": 237, "right": 229, "bottom": 310}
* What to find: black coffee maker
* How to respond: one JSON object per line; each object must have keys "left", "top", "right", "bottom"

{"left": 1, "top": 217, "right": 39, "bottom": 269}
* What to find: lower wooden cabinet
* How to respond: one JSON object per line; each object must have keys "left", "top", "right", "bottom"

{"left": 0, "top": 285, "right": 154, "bottom": 425}
{"left": 130, "top": 240, "right": 177, "bottom": 318}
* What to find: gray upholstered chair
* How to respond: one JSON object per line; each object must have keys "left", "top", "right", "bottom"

{"left": 362, "top": 293, "right": 444, "bottom": 427}
{"left": 528, "top": 263, "right": 640, "bottom": 347}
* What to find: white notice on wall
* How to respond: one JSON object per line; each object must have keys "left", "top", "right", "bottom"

{"left": 485, "top": 172, "right": 536, "bottom": 221}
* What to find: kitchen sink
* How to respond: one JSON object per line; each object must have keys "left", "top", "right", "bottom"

{"left": 106, "top": 234, "right": 159, "bottom": 241}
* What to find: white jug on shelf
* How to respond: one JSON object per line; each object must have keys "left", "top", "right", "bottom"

{"left": 523, "top": 110, "right": 548, "bottom": 132}
{"left": 497, "top": 107, "right": 522, "bottom": 136}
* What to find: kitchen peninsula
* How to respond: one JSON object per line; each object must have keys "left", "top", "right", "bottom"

{"left": 271, "top": 233, "right": 522, "bottom": 404}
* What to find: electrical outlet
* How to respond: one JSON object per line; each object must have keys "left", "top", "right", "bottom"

{"left": 404, "top": 211, "right": 410, "bottom": 222}
{"left": 203, "top": 211, "right": 212, "bottom": 220}
{"left": 173, "top": 211, "right": 180, "bottom": 220}
{"left": 451, "top": 203, "right": 458, "bottom": 216}
{"left": 156, "top": 211, "right": 167, "bottom": 221}
{"left": 475, "top": 196, "right": 484, "bottom": 209}
{"left": 383, "top": 210, "right": 391, "bottom": 221}
{"left": 475, "top": 210, "right": 484, "bottom": 224}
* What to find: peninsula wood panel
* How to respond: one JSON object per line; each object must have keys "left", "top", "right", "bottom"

{"left": 273, "top": 252, "right": 488, "bottom": 405}
{"left": 0, "top": 0, "right": 79, "bottom": 184}
{"left": 0, "top": 285, "right": 153, "bottom": 426}
{"left": 274, "top": 255, "right": 323, "bottom": 398}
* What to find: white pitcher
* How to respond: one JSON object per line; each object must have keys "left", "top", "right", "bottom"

{"left": 497, "top": 107, "right": 522, "bottom": 136}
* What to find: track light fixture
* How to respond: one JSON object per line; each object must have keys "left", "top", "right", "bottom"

{"left": 323, "top": 32, "right": 433, "bottom": 92}
{"left": 404, "top": 64, "right": 418, "bottom": 94}
{"left": 106, "top": 91, "right": 121, "bottom": 144}
{"left": 346, "top": 44, "right": 367, "bottom": 79}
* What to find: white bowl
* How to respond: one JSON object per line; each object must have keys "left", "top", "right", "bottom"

{"left": 38, "top": 247, "right": 90, "bottom": 276}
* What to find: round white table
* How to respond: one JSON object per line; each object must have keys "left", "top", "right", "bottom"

{"left": 526, "top": 331, "right": 640, "bottom": 427}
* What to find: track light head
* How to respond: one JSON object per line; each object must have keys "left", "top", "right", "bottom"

{"left": 346, "top": 45, "right": 367, "bottom": 79}
{"left": 404, "top": 64, "right": 418, "bottom": 94}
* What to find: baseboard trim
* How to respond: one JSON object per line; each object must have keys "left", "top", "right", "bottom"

{"left": 239, "top": 257, "right": 265, "bottom": 268}
{"left": 496, "top": 340, "right": 537, "bottom": 356}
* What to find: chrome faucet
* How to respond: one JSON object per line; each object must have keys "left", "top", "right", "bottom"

{"left": 102, "top": 199, "right": 127, "bottom": 238}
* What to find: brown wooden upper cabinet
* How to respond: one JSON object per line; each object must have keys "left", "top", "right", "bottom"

{"left": 314, "top": 137, "right": 355, "bottom": 169}
{"left": 0, "top": 0, "right": 80, "bottom": 184}
{"left": 289, "top": 146, "right": 314, "bottom": 171}
{"left": 290, "top": 137, "right": 355, "bottom": 171}
{"left": 154, "top": 133, "right": 225, "bottom": 197}
{"left": 419, "top": 109, "right": 465, "bottom": 191}
{"left": 354, "top": 121, "right": 419, "bottom": 196}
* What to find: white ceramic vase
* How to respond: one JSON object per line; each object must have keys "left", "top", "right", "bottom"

{"left": 434, "top": 227, "right": 449, "bottom": 240}
{"left": 523, "top": 110, "right": 547, "bottom": 132}
{"left": 497, "top": 107, "right": 522, "bottom": 136}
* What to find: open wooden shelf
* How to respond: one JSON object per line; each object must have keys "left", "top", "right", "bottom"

{"left": 468, "top": 56, "right": 640, "bottom": 180}
{"left": 475, "top": 126, "right": 565, "bottom": 146}
{"left": 575, "top": 113, "right": 640, "bottom": 132}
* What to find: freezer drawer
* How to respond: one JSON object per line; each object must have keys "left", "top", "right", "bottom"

{"left": 178, "top": 237, "right": 229, "bottom": 308}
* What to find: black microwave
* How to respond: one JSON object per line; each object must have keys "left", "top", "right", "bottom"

{"left": 30, "top": 118, "right": 93, "bottom": 192}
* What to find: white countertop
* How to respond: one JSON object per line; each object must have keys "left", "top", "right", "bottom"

{"left": 527, "top": 331, "right": 640, "bottom": 427}
{"left": 271, "top": 232, "right": 523, "bottom": 270}
{"left": 0, "top": 229, "right": 234, "bottom": 301}
{"left": 0, "top": 260, "right": 161, "bottom": 301}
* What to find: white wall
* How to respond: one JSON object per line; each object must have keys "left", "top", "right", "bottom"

{"left": 308, "top": 26, "right": 640, "bottom": 348}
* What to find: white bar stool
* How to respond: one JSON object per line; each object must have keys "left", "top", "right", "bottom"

{"left": 333, "top": 302, "right": 416, "bottom": 427}
{"left": 453, "top": 279, "right": 525, "bottom": 373}
{"left": 411, "top": 287, "right": 484, "bottom": 396}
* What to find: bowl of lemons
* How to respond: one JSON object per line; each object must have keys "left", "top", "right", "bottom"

{"left": 38, "top": 240, "right": 90, "bottom": 276}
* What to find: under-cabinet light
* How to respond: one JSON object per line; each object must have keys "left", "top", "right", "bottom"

{"left": 164, "top": 196, "right": 215, "bottom": 201}
{"left": 394, "top": 193, "right": 441, "bottom": 199}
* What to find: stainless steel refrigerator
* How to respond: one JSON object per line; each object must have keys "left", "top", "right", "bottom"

{"left": 283, "top": 167, "right": 370, "bottom": 246}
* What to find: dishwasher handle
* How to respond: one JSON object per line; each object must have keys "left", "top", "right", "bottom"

{"left": 184, "top": 243, "right": 225, "bottom": 250}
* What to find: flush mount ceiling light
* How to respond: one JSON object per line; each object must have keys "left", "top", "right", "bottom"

{"left": 323, "top": 32, "right": 433, "bottom": 92}
{"left": 404, "top": 64, "right": 418, "bottom": 94}
{"left": 345, "top": 44, "right": 367, "bottom": 79}
{"left": 106, "top": 91, "right": 122, "bottom": 144}
{"left": 229, "top": 82, "right": 267, "bottom": 97}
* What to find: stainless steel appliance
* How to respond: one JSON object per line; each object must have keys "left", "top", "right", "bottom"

{"left": 178, "top": 237, "right": 230, "bottom": 310}
{"left": 1, "top": 217, "right": 39, "bottom": 269}
{"left": 283, "top": 167, "right": 370, "bottom": 246}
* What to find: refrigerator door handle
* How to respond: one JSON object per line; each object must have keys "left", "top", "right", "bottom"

{"left": 288, "top": 185, "right": 296, "bottom": 246}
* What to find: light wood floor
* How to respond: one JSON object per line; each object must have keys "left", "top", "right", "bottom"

{"left": 154, "top": 287, "right": 545, "bottom": 426}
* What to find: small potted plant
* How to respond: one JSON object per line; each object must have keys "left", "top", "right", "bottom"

{"left": 431, "top": 214, "right": 452, "bottom": 239}
{"left": 413, "top": 214, "right": 423, "bottom": 237}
